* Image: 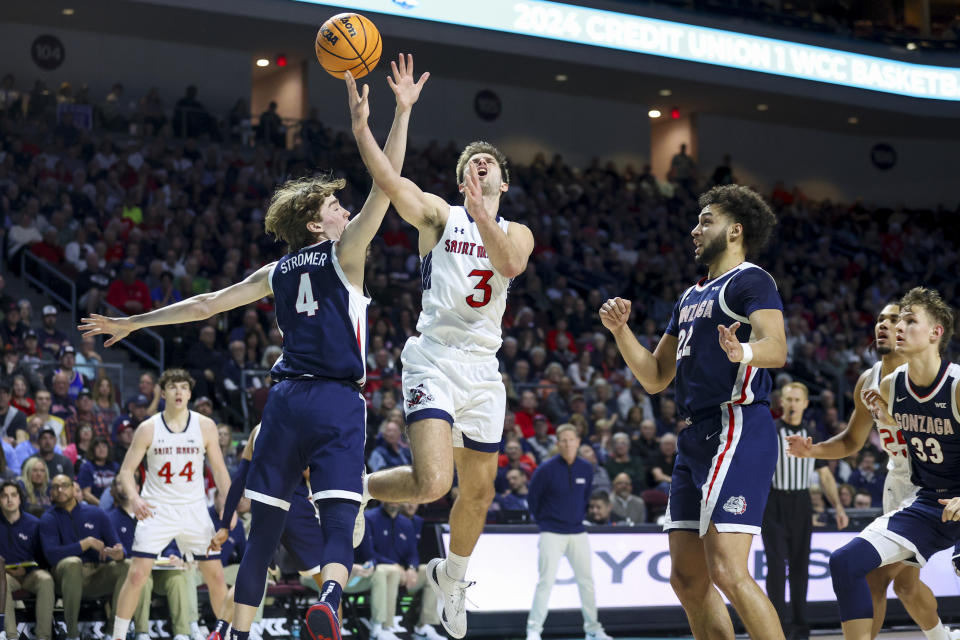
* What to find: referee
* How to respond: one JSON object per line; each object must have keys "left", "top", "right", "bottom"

{"left": 762, "top": 382, "right": 848, "bottom": 640}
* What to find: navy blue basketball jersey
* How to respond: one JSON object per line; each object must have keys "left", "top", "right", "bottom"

{"left": 890, "top": 361, "right": 960, "bottom": 498}
{"left": 665, "top": 262, "right": 782, "bottom": 418}
{"left": 269, "top": 241, "right": 370, "bottom": 385}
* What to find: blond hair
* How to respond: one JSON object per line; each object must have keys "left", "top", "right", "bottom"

{"left": 264, "top": 175, "right": 346, "bottom": 252}
{"left": 21, "top": 457, "right": 49, "bottom": 506}
{"left": 782, "top": 381, "right": 809, "bottom": 401}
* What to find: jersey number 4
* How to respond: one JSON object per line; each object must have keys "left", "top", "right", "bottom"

{"left": 157, "top": 461, "right": 195, "bottom": 484}
{"left": 466, "top": 269, "right": 493, "bottom": 308}
{"left": 296, "top": 272, "right": 319, "bottom": 316}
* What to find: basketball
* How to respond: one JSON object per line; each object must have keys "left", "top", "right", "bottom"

{"left": 315, "top": 13, "right": 382, "bottom": 79}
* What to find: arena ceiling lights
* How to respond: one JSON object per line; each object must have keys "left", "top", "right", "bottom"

{"left": 295, "top": 0, "right": 960, "bottom": 101}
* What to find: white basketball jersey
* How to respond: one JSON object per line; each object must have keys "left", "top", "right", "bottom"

{"left": 867, "top": 361, "right": 911, "bottom": 478}
{"left": 141, "top": 411, "right": 206, "bottom": 505}
{"left": 416, "top": 206, "right": 512, "bottom": 356}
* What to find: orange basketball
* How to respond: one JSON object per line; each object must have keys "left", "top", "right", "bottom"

{"left": 315, "top": 13, "right": 382, "bottom": 79}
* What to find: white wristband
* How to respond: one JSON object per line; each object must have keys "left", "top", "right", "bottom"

{"left": 740, "top": 343, "right": 754, "bottom": 364}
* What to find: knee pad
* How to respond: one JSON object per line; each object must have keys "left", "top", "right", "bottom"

{"left": 830, "top": 538, "right": 881, "bottom": 622}
{"left": 316, "top": 499, "right": 359, "bottom": 571}
{"left": 235, "top": 501, "right": 288, "bottom": 607}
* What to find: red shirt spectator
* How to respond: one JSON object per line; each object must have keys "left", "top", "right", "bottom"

{"left": 106, "top": 262, "right": 152, "bottom": 315}
{"left": 30, "top": 228, "right": 65, "bottom": 265}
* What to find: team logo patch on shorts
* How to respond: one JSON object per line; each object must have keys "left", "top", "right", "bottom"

{"left": 722, "top": 495, "right": 747, "bottom": 515}
{"left": 406, "top": 383, "right": 434, "bottom": 409}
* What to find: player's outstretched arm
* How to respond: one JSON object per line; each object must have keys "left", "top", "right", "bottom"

{"left": 201, "top": 416, "right": 231, "bottom": 499}
{"left": 78, "top": 263, "right": 275, "bottom": 346}
{"left": 347, "top": 66, "right": 446, "bottom": 234}
{"left": 339, "top": 55, "right": 428, "bottom": 277}
{"left": 599, "top": 297, "right": 677, "bottom": 394}
{"left": 117, "top": 420, "right": 156, "bottom": 520}
{"left": 717, "top": 309, "right": 786, "bottom": 368}
{"left": 462, "top": 162, "right": 534, "bottom": 278}
{"left": 787, "top": 370, "right": 875, "bottom": 460}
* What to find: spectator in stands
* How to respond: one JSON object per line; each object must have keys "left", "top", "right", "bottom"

{"left": 14, "top": 415, "right": 62, "bottom": 471}
{"left": 64, "top": 423, "right": 94, "bottom": 470}
{"left": 847, "top": 449, "right": 884, "bottom": 507}
{"left": 47, "top": 346, "right": 87, "bottom": 400}
{"left": 151, "top": 270, "right": 183, "bottom": 308}
{"left": 0, "top": 441, "right": 16, "bottom": 480}
{"left": 77, "top": 250, "right": 112, "bottom": 316}
{"left": 669, "top": 143, "right": 696, "bottom": 195}
{"left": 526, "top": 414, "right": 557, "bottom": 463}
{"left": 75, "top": 336, "right": 103, "bottom": 381}
{"left": 113, "top": 394, "right": 149, "bottom": 442}
{"left": 526, "top": 424, "right": 612, "bottom": 640}
{"left": 0, "top": 303, "right": 26, "bottom": 349}
{"left": 368, "top": 418, "right": 412, "bottom": 472}
{"left": 853, "top": 491, "right": 873, "bottom": 509}
{"left": 514, "top": 390, "right": 541, "bottom": 438}
{"left": 10, "top": 374, "right": 35, "bottom": 416}
{"left": 0, "top": 380, "right": 27, "bottom": 440}
{"left": 136, "top": 372, "right": 161, "bottom": 415}
{"left": 65, "top": 388, "right": 109, "bottom": 442}
{"left": 496, "top": 467, "right": 531, "bottom": 514}
{"left": 0, "top": 480, "right": 55, "bottom": 640}
{"left": 106, "top": 261, "right": 152, "bottom": 315}
{"left": 544, "top": 376, "right": 574, "bottom": 424}
{"left": 648, "top": 433, "right": 678, "bottom": 494}
{"left": 364, "top": 501, "right": 442, "bottom": 640}
{"left": 6, "top": 211, "right": 42, "bottom": 273}
{"left": 585, "top": 490, "right": 624, "bottom": 526}
{"left": 591, "top": 378, "right": 619, "bottom": 417}
{"left": 92, "top": 377, "right": 121, "bottom": 426}
{"left": 496, "top": 436, "right": 538, "bottom": 493}
{"left": 173, "top": 86, "right": 213, "bottom": 139}
{"left": 77, "top": 438, "right": 118, "bottom": 506}
{"left": 655, "top": 397, "right": 678, "bottom": 436}
{"left": 217, "top": 424, "right": 239, "bottom": 474}
{"left": 837, "top": 483, "right": 855, "bottom": 509}
{"left": 30, "top": 227, "right": 65, "bottom": 266}
{"left": 111, "top": 419, "right": 135, "bottom": 464}
{"left": 138, "top": 87, "right": 166, "bottom": 133}
{"left": 31, "top": 426, "right": 74, "bottom": 480}
{"left": 19, "top": 456, "right": 51, "bottom": 516}
{"left": 578, "top": 444, "right": 611, "bottom": 495}
{"left": 39, "top": 474, "right": 127, "bottom": 640}
{"left": 604, "top": 432, "right": 645, "bottom": 491}
{"left": 568, "top": 351, "right": 595, "bottom": 390}
{"left": 257, "top": 101, "right": 285, "bottom": 148}
{"left": 631, "top": 419, "right": 659, "bottom": 462}
{"left": 2, "top": 345, "right": 43, "bottom": 394}
{"left": 32, "top": 389, "right": 66, "bottom": 446}
{"left": 610, "top": 473, "right": 646, "bottom": 524}
{"left": 0, "top": 75, "right": 22, "bottom": 118}
{"left": 185, "top": 326, "right": 221, "bottom": 399}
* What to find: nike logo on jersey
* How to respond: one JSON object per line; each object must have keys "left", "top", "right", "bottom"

{"left": 896, "top": 397, "right": 907, "bottom": 402}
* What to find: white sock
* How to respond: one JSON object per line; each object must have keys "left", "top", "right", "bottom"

{"left": 113, "top": 617, "right": 132, "bottom": 640}
{"left": 362, "top": 474, "right": 371, "bottom": 501}
{"left": 191, "top": 621, "right": 201, "bottom": 634}
{"left": 923, "top": 622, "right": 949, "bottom": 640}
{"left": 371, "top": 622, "right": 383, "bottom": 636}
{"left": 444, "top": 552, "right": 469, "bottom": 581}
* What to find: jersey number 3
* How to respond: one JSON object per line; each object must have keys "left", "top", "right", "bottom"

{"left": 466, "top": 269, "right": 493, "bottom": 308}
{"left": 157, "top": 461, "right": 195, "bottom": 484}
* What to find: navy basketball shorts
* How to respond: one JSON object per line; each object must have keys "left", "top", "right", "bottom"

{"left": 664, "top": 403, "right": 778, "bottom": 537}
{"left": 860, "top": 493, "right": 960, "bottom": 567}
{"left": 280, "top": 482, "right": 326, "bottom": 576}
{"left": 246, "top": 379, "right": 366, "bottom": 510}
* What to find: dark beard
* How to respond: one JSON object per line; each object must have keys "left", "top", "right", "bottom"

{"left": 877, "top": 344, "right": 892, "bottom": 356}
{"left": 695, "top": 231, "right": 728, "bottom": 266}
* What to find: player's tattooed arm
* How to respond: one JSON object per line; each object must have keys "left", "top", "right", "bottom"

{"left": 599, "top": 297, "right": 677, "bottom": 394}
{"left": 788, "top": 370, "right": 874, "bottom": 460}
{"left": 79, "top": 263, "right": 275, "bottom": 346}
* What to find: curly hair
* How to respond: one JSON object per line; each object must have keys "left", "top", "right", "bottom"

{"left": 899, "top": 287, "right": 955, "bottom": 354}
{"left": 698, "top": 185, "right": 777, "bottom": 256}
{"left": 455, "top": 141, "right": 510, "bottom": 185}
{"left": 264, "top": 174, "right": 346, "bottom": 253}
{"left": 158, "top": 367, "right": 196, "bottom": 391}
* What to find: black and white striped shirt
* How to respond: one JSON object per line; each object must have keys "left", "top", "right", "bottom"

{"left": 772, "top": 419, "right": 827, "bottom": 491}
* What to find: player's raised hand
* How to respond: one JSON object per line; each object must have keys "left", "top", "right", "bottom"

{"left": 78, "top": 313, "right": 134, "bottom": 347}
{"left": 208, "top": 527, "right": 229, "bottom": 552}
{"left": 861, "top": 388, "right": 893, "bottom": 424}
{"left": 463, "top": 162, "right": 490, "bottom": 222}
{"left": 599, "top": 297, "right": 631, "bottom": 333}
{"left": 785, "top": 434, "right": 813, "bottom": 457}
{"left": 939, "top": 497, "right": 960, "bottom": 522}
{"left": 345, "top": 70, "right": 370, "bottom": 129}
{"left": 387, "top": 53, "right": 429, "bottom": 112}
{"left": 717, "top": 322, "right": 744, "bottom": 362}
